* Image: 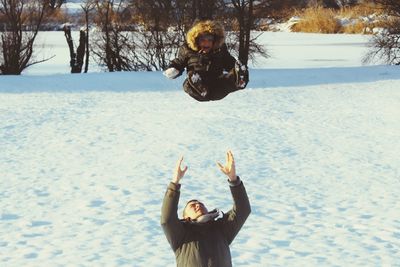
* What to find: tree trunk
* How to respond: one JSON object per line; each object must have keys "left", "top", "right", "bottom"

{"left": 64, "top": 26, "right": 77, "bottom": 72}
{"left": 84, "top": 9, "right": 90, "bottom": 73}
{"left": 233, "top": 0, "right": 254, "bottom": 65}
{"left": 64, "top": 25, "right": 85, "bottom": 73}
{"left": 75, "top": 30, "right": 86, "bottom": 73}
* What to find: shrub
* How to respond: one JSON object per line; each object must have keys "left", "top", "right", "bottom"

{"left": 291, "top": 5, "right": 341, "bottom": 33}
{"left": 339, "top": 3, "right": 381, "bottom": 18}
{"left": 342, "top": 20, "right": 367, "bottom": 33}
{"left": 290, "top": 3, "right": 387, "bottom": 34}
{"left": 364, "top": 17, "right": 400, "bottom": 65}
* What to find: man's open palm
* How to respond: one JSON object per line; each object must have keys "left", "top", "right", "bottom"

{"left": 172, "top": 156, "right": 187, "bottom": 184}
{"left": 217, "top": 150, "right": 237, "bottom": 181}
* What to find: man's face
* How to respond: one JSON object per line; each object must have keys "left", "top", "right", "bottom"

{"left": 183, "top": 200, "right": 208, "bottom": 220}
{"left": 198, "top": 34, "right": 214, "bottom": 53}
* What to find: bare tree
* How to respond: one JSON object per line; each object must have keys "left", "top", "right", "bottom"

{"left": 170, "top": 0, "right": 193, "bottom": 34}
{"left": 229, "top": 0, "right": 268, "bottom": 65}
{"left": 82, "top": 1, "right": 95, "bottom": 73}
{"left": 132, "top": 0, "right": 186, "bottom": 70}
{"left": 190, "top": 0, "right": 222, "bottom": 20}
{"left": 231, "top": 0, "right": 253, "bottom": 65}
{"left": 364, "top": 19, "right": 400, "bottom": 65}
{"left": 64, "top": 25, "right": 86, "bottom": 73}
{"left": 91, "top": 0, "right": 137, "bottom": 71}
{"left": 133, "top": 29, "right": 183, "bottom": 71}
{"left": 48, "top": 0, "right": 65, "bottom": 10}
{"left": 253, "top": 0, "right": 307, "bottom": 20}
{"left": 374, "top": 0, "right": 400, "bottom": 16}
{"left": 0, "top": 0, "right": 50, "bottom": 75}
{"left": 364, "top": 0, "right": 400, "bottom": 64}
{"left": 89, "top": 0, "right": 268, "bottom": 72}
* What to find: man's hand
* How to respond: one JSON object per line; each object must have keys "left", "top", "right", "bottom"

{"left": 217, "top": 150, "right": 237, "bottom": 182}
{"left": 172, "top": 156, "right": 188, "bottom": 184}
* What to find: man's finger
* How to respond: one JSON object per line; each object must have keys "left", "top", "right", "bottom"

{"left": 182, "top": 166, "right": 188, "bottom": 173}
{"left": 175, "top": 159, "right": 181, "bottom": 170}
{"left": 229, "top": 151, "right": 234, "bottom": 165}
{"left": 217, "top": 162, "right": 226, "bottom": 173}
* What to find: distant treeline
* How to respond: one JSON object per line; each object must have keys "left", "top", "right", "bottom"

{"left": 0, "top": 0, "right": 372, "bottom": 31}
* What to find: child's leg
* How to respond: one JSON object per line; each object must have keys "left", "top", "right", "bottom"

{"left": 183, "top": 75, "right": 210, "bottom": 102}
{"left": 207, "top": 70, "right": 238, "bottom": 101}
{"left": 188, "top": 72, "right": 208, "bottom": 96}
{"left": 234, "top": 61, "right": 249, "bottom": 89}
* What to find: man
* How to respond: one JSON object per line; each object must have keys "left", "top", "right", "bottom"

{"left": 161, "top": 151, "right": 251, "bottom": 267}
{"left": 163, "top": 20, "right": 249, "bottom": 102}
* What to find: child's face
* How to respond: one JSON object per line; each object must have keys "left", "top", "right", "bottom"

{"left": 198, "top": 34, "right": 214, "bottom": 53}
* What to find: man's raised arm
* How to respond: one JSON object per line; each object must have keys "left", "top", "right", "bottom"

{"left": 160, "top": 157, "right": 187, "bottom": 251}
{"left": 217, "top": 151, "right": 251, "bottom": 244}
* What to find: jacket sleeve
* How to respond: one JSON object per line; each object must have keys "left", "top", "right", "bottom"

{"left": 167, "top": 44, "right": 189, "bottom": 76}
{"left": 160, "top": 182, "right": 186, "bottom": 251}
{"left": 221, "top": 177, "right": 251, "bottom": 244}
{"left": 221, "top": 44, "right": 237, "bottom": 71}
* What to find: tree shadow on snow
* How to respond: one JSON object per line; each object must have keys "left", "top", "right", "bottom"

{"left": 0, "top": 65, "right": 399, "bottom": 93}
{"left": 250, "top": 65, "right": 400, "bottom": 89}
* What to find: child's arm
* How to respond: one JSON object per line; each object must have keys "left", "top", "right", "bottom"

{"left": 220, "top": 44, "right": 237, "bottom": 71}
{"left": 166, "top": 44, "right": 190, "bottom": 78}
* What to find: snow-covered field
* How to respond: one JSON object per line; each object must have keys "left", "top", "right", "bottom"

{"left": 1, "top": 32, "right": 400, "bottom": 266}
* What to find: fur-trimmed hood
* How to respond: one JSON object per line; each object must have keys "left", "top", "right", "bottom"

{"left": 186, "top": 20, "right": 225, "bottom": 52}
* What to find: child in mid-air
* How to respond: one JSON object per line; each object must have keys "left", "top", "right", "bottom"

{"left": 164, "top": 20, "right": 249, "bottom": 102}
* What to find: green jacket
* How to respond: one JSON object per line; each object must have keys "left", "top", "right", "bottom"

{"left": 161, "top": 178, "right": 251, "bottom": 267}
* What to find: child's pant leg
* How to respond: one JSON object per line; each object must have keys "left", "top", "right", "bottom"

{"left": 208, "top": 70, "right": 238, "bottom": 101}
{"left": 183, "top": 78, "right": 210, "bottom": 102}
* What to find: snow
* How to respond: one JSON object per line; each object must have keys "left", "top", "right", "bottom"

{"left": 272, "top": 17, "right": 301, "bottom": 32}
{"left": 62, "top": 0, "right": 85, "bottom": 14}
{"left": 1, "top": 32, "right": 400, "bottom": 266}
